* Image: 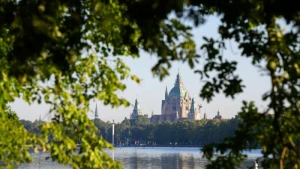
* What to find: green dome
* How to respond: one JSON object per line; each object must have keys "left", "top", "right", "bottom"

{"left": 169, "top": 86, "right": 188, "bottom": 98}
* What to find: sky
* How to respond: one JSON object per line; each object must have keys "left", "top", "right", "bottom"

{"left": 10, "top": 15, "right": 271, "bottom": 123}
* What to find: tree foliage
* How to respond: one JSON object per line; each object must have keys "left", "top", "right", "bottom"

{"left": 1, "top": 0, "right": 300, "bottom": 168}
{"left": 20, "top": 117, "right": 239, "bottom": 147}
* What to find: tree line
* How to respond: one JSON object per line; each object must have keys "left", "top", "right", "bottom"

{"left": 21, "top": 116, "right": 240, "bottom": 147}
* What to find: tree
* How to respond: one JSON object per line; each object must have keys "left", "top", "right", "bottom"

{"left": 1, "top": 0, "right": 300, "bottom": 169}
{"left": 131, "top": 115, "right": 151, "bottom": 126}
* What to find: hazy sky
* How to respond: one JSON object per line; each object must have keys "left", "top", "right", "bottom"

{"left": 10, "top": 15, "right": 270, "bottom": 123}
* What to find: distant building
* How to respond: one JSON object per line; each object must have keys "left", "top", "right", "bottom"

{"left": 150, "top": 111, "right": 180, "bottom": 123}
{"left": 151, "top": 72, "right": 202, "bottom": 123}
{"left": 213, "top": 110, "right": 223, "bottom": 120}
{"left": 187, "top": 98, "right": 201, "bottom": 120}
{"left": 94, "top": 104, "right": 99, "bottom": 120}
{"left": 130, "top": 99, "right": 143, "bottom": 119}
{"left": 126, "top": 73, "right": 230, "bottom": 123}
{"left": 203, "top": 110, "right": 207, "bottom": 120}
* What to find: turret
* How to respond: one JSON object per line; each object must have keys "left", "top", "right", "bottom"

{"left": 95, "top": 104, "right": 99, "bottom": 120}
{"left": 165, "top": 86, "right": 168, "bottom": 100}
{"left": 213, "top": 109, "right": 223, "bottom": 120}
{"left": 187, "top": 98, "right": 202, "bottom": 120}
{"left": 174, "top": 72, "right": 184, "bottom": 88}
{"left": 131, "top": 99, "right": 142, "bottom": 119}
{"left": 190, "top": 98, "right": 195, "bottom": 111}
{"left": 188, "top": 98, "right": 195, "bottom": 120}
{"left": 134, "top": 99, "right": 139, "bottom": 111}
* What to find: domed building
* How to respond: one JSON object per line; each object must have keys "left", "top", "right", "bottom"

{"left": 213, "top": 110, "right": 223, "bottom": 120}
{"left": 151, "top": 73, "right": 202, "bottom": 123}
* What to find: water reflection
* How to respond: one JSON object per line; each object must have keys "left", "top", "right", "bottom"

{"left": 17, "top": 147, "right": 261, "bottom": 169}
{"left": 107, "top": 147, "right": 207, "bottom": 169}
{"left": 16, "top": 152, "right": 70, "bottom": 169}
{"left": 107, "top": 147, "right": 261, "bottom": 169}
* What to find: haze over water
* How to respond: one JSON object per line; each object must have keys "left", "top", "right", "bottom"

{"left": 17, "top": 147, "right": 262, "bottom": 169}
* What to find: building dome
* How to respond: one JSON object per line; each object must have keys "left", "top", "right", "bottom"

{"left": 168, "top": 73, "right": 189, "bottom": 98}
{"left": 169, "top": 86, "right": 189, "bottom": 97}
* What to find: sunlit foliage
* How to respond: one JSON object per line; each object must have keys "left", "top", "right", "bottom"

{"left": 1, "top": 0, "right": 300, "bottom": 169}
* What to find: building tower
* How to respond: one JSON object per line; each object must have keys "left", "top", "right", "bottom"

{"left": 203, "top": 109, "right": 207, "bottom": 120}
{"left": 161, "top": 86, "right": 168, "bottom": 111}
{"left": 213, "top": 109, "right": 223, "bottom": 120}
{"left": 130, "top": 99, "right": 142, "bottom": 119}
{"left": 187, "top": 98, "right": 201, "bottom": 120}
{"left": 165, "top": 86, "right": 168, "bottom": 100}
{"left": 161, "top": 72, "right": 192, "bottom": 118}
{"left": 94, "top": 104, "right": 99, "bottom": 120}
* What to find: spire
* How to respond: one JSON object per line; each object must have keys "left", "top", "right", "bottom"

{"left": 131, "top": 99, "right": 142, "bottom": 119}
{"left": 95, "top": 104, "right": 99, "bottom": 120}
{"left": 190, "top": 98, "right": 195, "bottom": 112}
{"left": 134, "top": 99, "right": 139, "bottom": 110}
{"left": 165, "top": 86, "right": 168, "bottom": 99}
{"left": 174, "top": 72, "right": 184, "bottom": 88}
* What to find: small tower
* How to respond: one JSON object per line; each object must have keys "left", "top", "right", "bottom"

{"left": 203, "top": 109, "right": 207, "bottom": 120}
{"left": 188, "top": 98, "right": 201, "bottom": 120}
{"left": 130, "top": 99, "right": 142, "bottom": 119}
{"left": 213, "top": 109, "right": 223, "bottom": 120}
{"left": 165, "top": 86, "right": 168, "bottom": 100}
{"left": 94, "top": 104, "right": 99, "bottom": 120}
{"left": 174, "top": 72, "right": 184, "bottom": 88}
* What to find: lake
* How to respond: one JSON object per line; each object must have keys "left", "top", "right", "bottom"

{"left": 17, "top": 147, "right": 262, "bottom": 169}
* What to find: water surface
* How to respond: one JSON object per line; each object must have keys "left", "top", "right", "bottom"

{"left": 17, "top": 147, "right": 262, "bottom": 169}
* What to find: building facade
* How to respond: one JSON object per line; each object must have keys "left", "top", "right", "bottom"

{"left": 151, "top": 73, "right": 202, "bottom": 123}
{"left": 161, "top": 73, "right": 192, "bottom": 118}
{"left": 213, "top": 110, "right": 223, "bottom": 120}
{"left": 187, "top": 98, "right": 201, "bottom": 120}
